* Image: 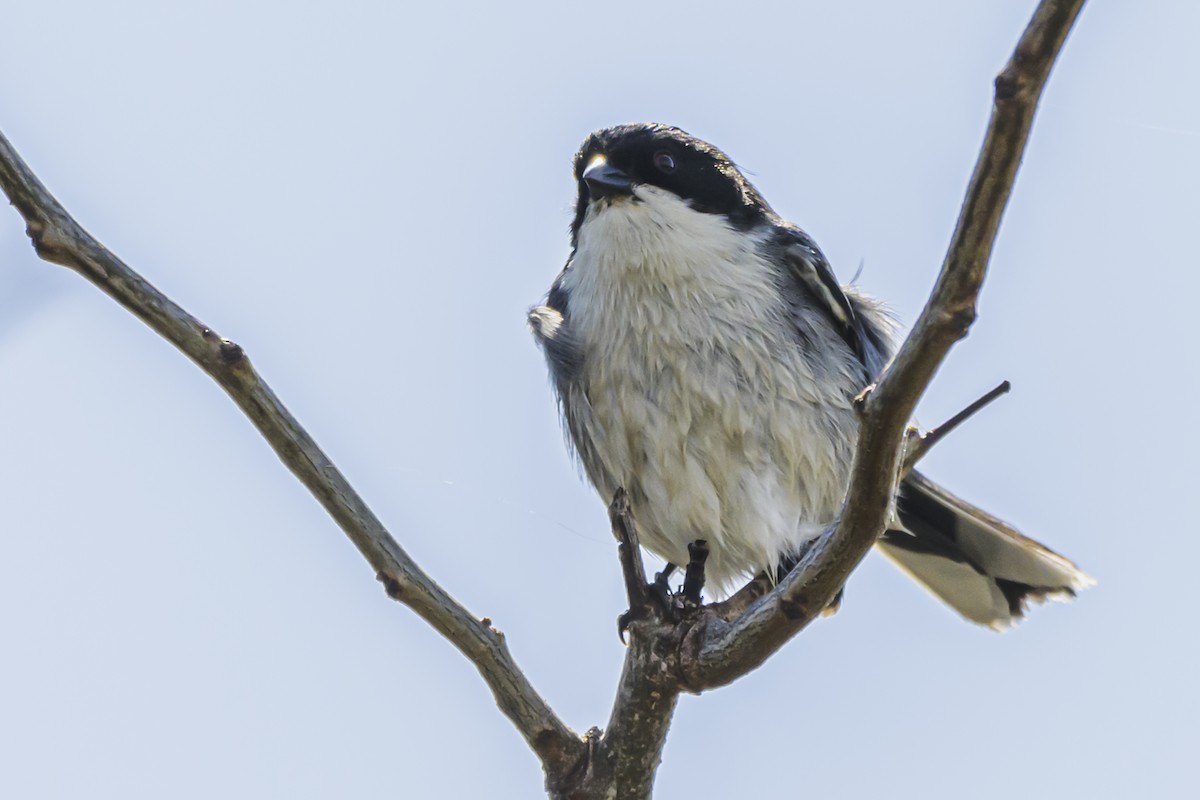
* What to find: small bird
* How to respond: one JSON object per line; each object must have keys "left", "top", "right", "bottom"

{"left": 529, "top": 123, "right": 1092, "bottom": 629}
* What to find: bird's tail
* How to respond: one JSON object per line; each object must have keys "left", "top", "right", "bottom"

{"left": 876, "top": 470, "right": 1094, "bottom": 630}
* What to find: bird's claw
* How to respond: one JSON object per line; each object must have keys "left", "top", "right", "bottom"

{"left": 650, "top": 564, "right": 675, "bottom": 610}
{"left": 618, "top": 565, "right": 678, "bottom": 643}
{"left": 616, "top": 540, "right": 711, "bottom": 643}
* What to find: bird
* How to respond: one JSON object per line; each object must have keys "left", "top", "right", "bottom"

{"left": 528, "top": 122, "right": 1092, "bottom": 629}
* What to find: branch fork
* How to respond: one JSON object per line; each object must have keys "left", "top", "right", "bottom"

{"left": 0, "top": 2, "right": 1086, "bottom": 796}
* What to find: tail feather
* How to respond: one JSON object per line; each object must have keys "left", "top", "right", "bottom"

{"left": 876, "top": 470, "right": 1094, "bottom": 630}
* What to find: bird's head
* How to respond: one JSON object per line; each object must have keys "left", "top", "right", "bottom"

{"left": 569, "top": 123, "right": 772, "bottom": 248}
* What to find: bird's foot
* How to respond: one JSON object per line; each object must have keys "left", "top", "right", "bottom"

{"left": 608, "top": 490, "right": 711, "bottom": 640}
{"left": 618, "top": 563, "right": 678, "bottom": 643}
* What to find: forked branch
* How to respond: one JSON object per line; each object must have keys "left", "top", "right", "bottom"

{"left": 0, "top": 0, "right": 1086, "bottom": 797}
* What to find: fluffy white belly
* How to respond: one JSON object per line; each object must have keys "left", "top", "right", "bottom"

{"left": 561, "top": 189, "right": 858, "bottom": 593}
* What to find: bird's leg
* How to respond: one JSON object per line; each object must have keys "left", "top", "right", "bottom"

{"left": 681, "top": 539, "right": 710, "bottom": 606}
{"left": 610, "top": 489, "right": 661, "bottom": 642}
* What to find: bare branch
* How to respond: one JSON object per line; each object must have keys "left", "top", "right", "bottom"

{"left": 584, "top": 626, "right": 680, "bottom": 799}
{"left": 0, "top": 129, "right": 583, "bottom": 783}
{"left": 567, "top": 507, "right": 681, "bottom": 800}
{"left": 681, "top": 0, "right": 1087, "bottom": 691}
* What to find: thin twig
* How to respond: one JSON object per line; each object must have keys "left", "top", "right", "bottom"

{"left": 0, "top": 128, "right": 583, "bottom": 784}
{"left": 903, "top": 380, "right": 1011, "bottom": 474}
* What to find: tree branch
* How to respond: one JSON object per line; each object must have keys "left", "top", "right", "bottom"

{"left": 0, "top": 129, "right": 583, "bottom": 784}
{"left": 566, "top": 505, "right": 681, "bottom": 800}
{"left": 584, "top": 626, "right": 680, "bottom": 799}
{"left": 681, "top": 0, "right": 1086, "bottom": 691}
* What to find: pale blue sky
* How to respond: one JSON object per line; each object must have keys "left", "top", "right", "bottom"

{"left": 1, "top": 1, "right": 1196, "bottom": 797}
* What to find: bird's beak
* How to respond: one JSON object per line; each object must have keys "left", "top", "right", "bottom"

{"left": 583, "top": 155, "right": 633, "bottom": 199}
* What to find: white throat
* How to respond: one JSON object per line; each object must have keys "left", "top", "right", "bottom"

{"left": 562, "top": 186, "right": 779, "bottom": 345}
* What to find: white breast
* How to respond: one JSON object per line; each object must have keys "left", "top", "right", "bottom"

{"left": 561, "top": 187, "right": 859, "bottom": 593}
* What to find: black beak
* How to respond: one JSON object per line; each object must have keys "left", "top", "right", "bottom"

{"left": 583, "top": 157, "right": 633, "bottom": 199}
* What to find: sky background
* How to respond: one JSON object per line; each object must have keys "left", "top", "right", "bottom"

{"left": 1, "top": 1, "right": 1197, "bottom": 797}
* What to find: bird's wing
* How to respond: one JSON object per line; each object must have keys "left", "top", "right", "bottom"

{"left": 776, "top": 227, "right": 863, "bottom": 359}
{"left": 773, "top": 225, "right": 899, "bottom": 377}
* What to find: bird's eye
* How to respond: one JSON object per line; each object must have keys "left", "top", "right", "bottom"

{"left": 653, "top": 151, "right": 676, "bottom": 174}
